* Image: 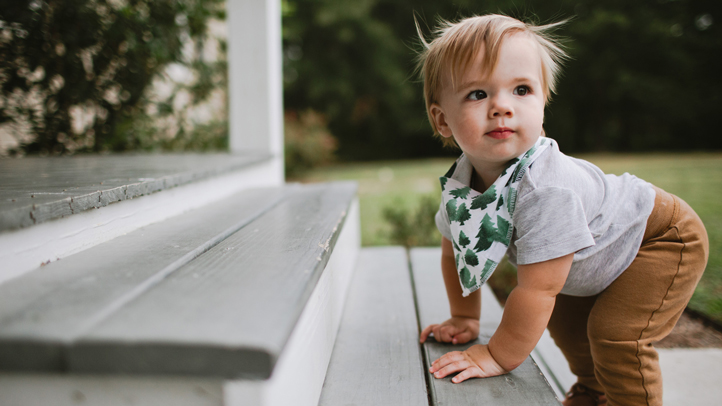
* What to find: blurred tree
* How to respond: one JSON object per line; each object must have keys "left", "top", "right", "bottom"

{"left": 3, "top": 0, "right": 719, "bottom": 157}
{"left": 284, "top": 109, "right": 337, "bottom": 178}
{"left": 547, "top": 0, "right": 722, "bottom": 152}
{"left": 0, "top": 0, "right": 226, "bottom": 155}
{"left": 282, "top": 0, "right": 722, "bottom": 159}
{"left": 282, "top": 0, "right": 428, "bottom": 161}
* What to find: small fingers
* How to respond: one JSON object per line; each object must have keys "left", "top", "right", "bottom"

{"left": 452, "top": 330, "right": 473, "bottom": 345}
{"left": 440, "top": 324, "right": 464, "bottom": 343}
{"left": 419, "top": 324, "right": 437, "bottom": 343}
{"left": 433, "top": 360, "right": 469, "bottom": 379}
{"left": 451, "top": 367, "right": 481, "bottom": 384}
{"left": 437, "top": 326, "right": 454, "bottom": 343}
{"left": 429, "top": 351, "right": 464, "bottom": 373}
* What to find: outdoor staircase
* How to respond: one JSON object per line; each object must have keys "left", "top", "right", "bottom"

{"left": 0, "top": 155, "right": 569, "bottom": 406}
{"left": 0, "top": 154, "right": 358, "bottom": 406}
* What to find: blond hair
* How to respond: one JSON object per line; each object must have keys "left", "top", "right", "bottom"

{"left": 417, "top": 14, "right": 568, "bottom": 147}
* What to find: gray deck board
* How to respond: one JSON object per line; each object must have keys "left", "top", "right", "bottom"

{"left": 66, "top": 182, "right": 357, "bottom": 379}
{"left": 0, "top": 185, "right": 291, "bottom": 372}
{"left": 410, "top": 248, "right": 503, "bottom": 335}
{"left": 0, "top": 153, "right": 269, "bottom": 231}
{"left": 318, "top": 247, "right": 427, "bottom": 406}
{"left": 409, "top": 248, "right": 559, "bottom": 405}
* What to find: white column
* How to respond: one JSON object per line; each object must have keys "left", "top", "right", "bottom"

{"left": 227, "top": 0, "right": 284, "bottom": 176}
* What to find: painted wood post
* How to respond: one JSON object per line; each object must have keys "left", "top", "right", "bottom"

{"left": 226, "top": 0, "right": 285, "bottom": 183}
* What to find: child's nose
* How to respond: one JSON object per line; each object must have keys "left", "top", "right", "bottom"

{"left": 488, "top": 95, "right": 513, "bottom": 118}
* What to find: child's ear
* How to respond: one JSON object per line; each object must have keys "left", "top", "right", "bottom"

{"left": 430, "top": 103, "right": 453, "bottom": 138}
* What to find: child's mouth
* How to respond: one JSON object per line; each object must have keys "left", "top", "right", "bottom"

{"left": 486, "top": 128, "right": 514, "bottom": 139}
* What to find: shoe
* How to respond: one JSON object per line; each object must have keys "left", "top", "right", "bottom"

{"left": 562, "top": 383, "right": 607, "bottom": 406}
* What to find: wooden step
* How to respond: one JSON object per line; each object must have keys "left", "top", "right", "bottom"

{"left": 0, "top": 181, "right": 356, "bottom": 377}
{"left": 0, "top": 181, "right": 360, "bottom": 406}
{"left": 320, "top": 247, "right": 560, "bottom": 405}
{"left": 0, "top": 154, "right": 273, "bottom": 231}
{"left": 0, "top": 154, "right": 282, "bottom": 283}
{"left": 410, "top": 248, "right": 560, "bottom": 404}
{"left": 319, "top": 247, "right": 428, "bottom": 405}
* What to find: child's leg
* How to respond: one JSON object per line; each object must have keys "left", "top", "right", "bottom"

{"left": 586, "top": 188, "right": 708, "bottom": 406}
{"left": 547, "top": 294, "right": 602, "bottom": 392}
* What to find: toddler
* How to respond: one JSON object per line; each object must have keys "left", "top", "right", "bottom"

{"left": 416, "top": 14, "right": 709, "bottom": 406}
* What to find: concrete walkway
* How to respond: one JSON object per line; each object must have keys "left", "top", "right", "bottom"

{"left": 658, "top": 348, "right": 722, "bottom": 405}
{"left": 535, "top": 331, "right": 722, "bottom": 403}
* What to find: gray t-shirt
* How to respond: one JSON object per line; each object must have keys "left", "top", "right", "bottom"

{"left": 435, "top": 140, "right": 656, "bottom": 296}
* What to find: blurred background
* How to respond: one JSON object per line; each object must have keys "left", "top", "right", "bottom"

{"left": 1, "top": 0, "right": 720, "bottom": 323}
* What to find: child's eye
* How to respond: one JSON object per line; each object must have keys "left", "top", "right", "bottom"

{"left": 467, "top": 90, "right": 487, "bottom": 101}
{"left": 514, "top": 85, "right": 531, "bottom": 96}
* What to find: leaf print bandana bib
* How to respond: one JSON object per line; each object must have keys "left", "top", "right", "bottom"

{"left": 440, "top": 137, "right": 552, "bottom": 297}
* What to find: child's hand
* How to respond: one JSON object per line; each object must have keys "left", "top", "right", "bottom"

{"left": 419, "top": 316, "right": 479, "bottom": 345}
{"left": 429, "top": 344, "right": 508, "bottom": 383}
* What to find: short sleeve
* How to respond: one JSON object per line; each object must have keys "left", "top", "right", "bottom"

{"left": 435, "top": 200, "right": 453, "bottom": 241}
{"left": 512, "top": 187, "right": 595, "bottom": 265}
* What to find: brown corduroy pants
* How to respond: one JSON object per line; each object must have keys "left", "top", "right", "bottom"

{"left": 547, "top": 187, "right": 709, "bottom": 406}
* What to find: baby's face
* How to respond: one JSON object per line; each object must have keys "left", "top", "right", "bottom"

{"left": 431, "top": 33, "right": 546, "bottom": 171}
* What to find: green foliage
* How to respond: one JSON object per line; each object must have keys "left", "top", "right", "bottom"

{"left": 445, "top": 199, "right": 457, "bottom": 221}
{"left": 495, "top": 195, "right": 505, "bottom": 211}
{"left": 464, "top": 248, "right": 479, "bottom": 266}
{"left": 0, "top": 0, "right": 226, "bottom": 155}
{"left": 496, "top": 216, "right": 511, "bottom": 244}
{"left": 282, "top": 0, "right": 438, "bottom": 161}
{"left": 459, "top": 266, "right": 476, "bottom": 290}
{"left": 455, "top": 202, "right": 471, "bottom": 225}
{"left": 382, "top": 193, "right": 440, "bottom": 247}
{"left": 452, "top": 239, "right": 461, "bottom": 253}
{"left": 471, "top": 185, "right": 497, "bottom": 210}
{"left": 283, "top": 0, "right": 722, "bottom": 160}
{"left": 474, "top": 213, "right": 510, "bottom": 252}
{"left": 284, "top": 109, "right": 338, "bottom": 178}
{"left": 458, "top": 230, "right": 470, "bottom": 248}
{"left": 157, "top": 120, "right": 228, "bottom": 151}
{"left": 450, "top": 186, "right": 471, "bottom": 199}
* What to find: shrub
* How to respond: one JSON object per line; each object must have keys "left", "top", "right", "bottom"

{"left": 383, "top": 192, "right": 517, "bottom": 302}
{"left": 0, "top": 0, "right": 226, "bottom": 155}
{"left": 382, "top": 194, "right": 440, "bottom": 248}
{"left": 284, "top": 109, "right": 337, "bottom": 178}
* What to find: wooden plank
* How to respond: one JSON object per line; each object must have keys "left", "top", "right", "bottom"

{"left": 423, "top": 338, "right": 560, "bottom": 405}
{"left": 66, "top": 182, "right": 357, "bottom": 379}
{"left": 0, "top": 374, "right": 223, "bottom": 406}
{"left": 410, "top": 248, "right": 502, "bottom": 334}
{"left": 318, "top": 247, "right": 428, "bottom": 406}
{"left": 0, "top": 197, "right": 361, "bottom": 406}
{"left": 409, "top": 248, "right": 559, "bottom": 404}
{"left": 0, "top": 185, "right": 291, "bottom": 372}
{"left": 0, "top": 158, "right": 283, "bottom": 284}
{"left": 225, "top": 200, "right": 360, "bottom": 406}
{"left": 0, "top": 154, "right": 269, "bottom": 231}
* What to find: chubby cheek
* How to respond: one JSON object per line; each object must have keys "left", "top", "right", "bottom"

{"left": 524, "top": 105, "right": 545, "bottom": 137}
{"left": 453, "top": 111, "right": 485, "bottom": 135}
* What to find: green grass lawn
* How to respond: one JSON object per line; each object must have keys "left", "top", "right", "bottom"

{"left": 299, "top": 152, "right": 722, "bottom": 322}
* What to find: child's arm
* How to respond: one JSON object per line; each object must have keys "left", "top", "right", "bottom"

{"left": 419, "top": 237, "right": 480, "bottom": 345}
{"left": 429, "top": 253, "right": 573, "bottom": 383}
